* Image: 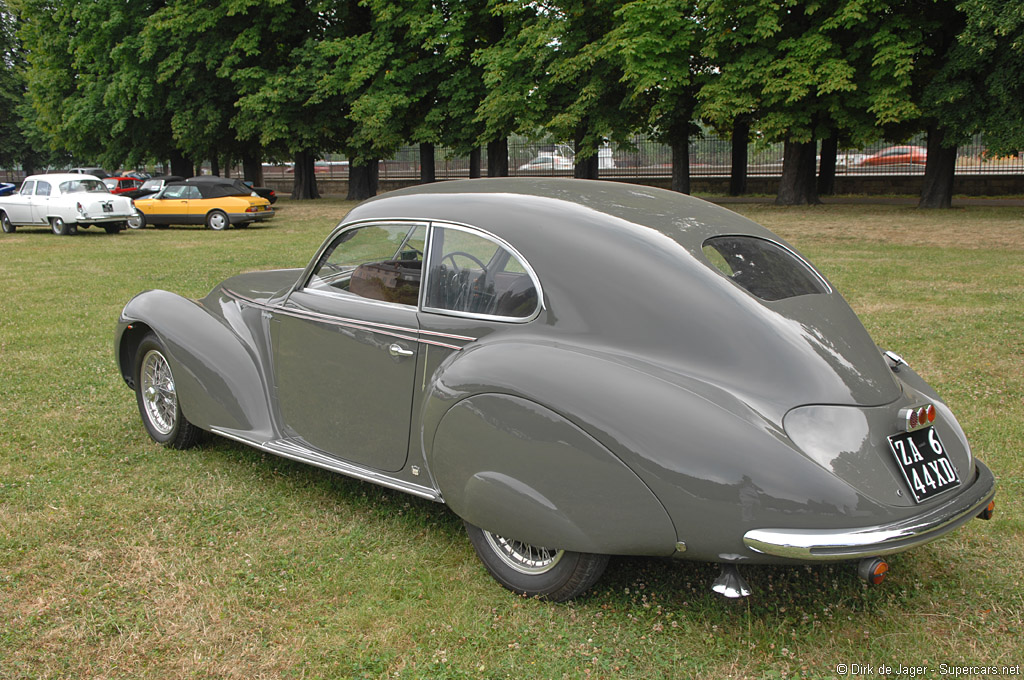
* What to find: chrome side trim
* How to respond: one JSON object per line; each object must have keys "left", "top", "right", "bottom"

{"left": 743, "top": 461, "right": 996, "bottom": 560}
{"left": 210, "top": 427, "right": 443, "bottom": 502}
{"left": 223, "top": 287, "right": 474, "bottom": 351}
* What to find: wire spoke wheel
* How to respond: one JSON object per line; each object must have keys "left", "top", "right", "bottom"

{"left": 141, "top": 349, "right": 177, "bottom": 435}
{"left": 483, "top": 531, "right": 564, "bottom": 575}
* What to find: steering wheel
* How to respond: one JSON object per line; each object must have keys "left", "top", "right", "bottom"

{"left": 442, "top": 251, "right": 488, "bottom": 273}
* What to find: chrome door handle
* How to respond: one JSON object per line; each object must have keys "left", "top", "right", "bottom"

{"left": 389, "top": 343, "right": 414, "bottom": 357}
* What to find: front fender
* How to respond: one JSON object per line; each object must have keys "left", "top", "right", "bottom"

{"left": 430, "top": 392, "right": 678, "bottom": 556}
{"left": 115, "top": 289, "right": 276, "bottom": 440}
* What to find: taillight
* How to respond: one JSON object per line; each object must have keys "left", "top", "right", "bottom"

{"left": 899, "top": 404, "right": 937, "bottom": 432}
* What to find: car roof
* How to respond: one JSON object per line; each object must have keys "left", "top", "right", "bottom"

{"left": 25, "top": 173, "right": 104, "bottom": 183}
{"left": 345, "top": 178, "right": 777, "bottom": 256}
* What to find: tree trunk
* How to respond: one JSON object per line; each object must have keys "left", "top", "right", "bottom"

{"left": 487, "top": 139, "right": 508, "bottom": 177}
{"left": 670, "top": 139, "right": 690, "bottom": 194}
{"left": 469, "top": 147, "right": 482, "bottom": 178}
{"left": 291, "top": 151, "right": 321, "bottom": 200}
{"left": 419, "top": 143, "right": 436, "bottom": 184}
{"left": 242, "top": 153, "right": 263, "bottom": 185}
{"left": 210, "top": 154, "right": 220, "bottom": 177}
{"left": 729, "top": 117, "right": 749, "bottom": 196}
{"left": 817, "top": 133, "right": 838, "bottom": 196}
{"left": 169, "top": 150, "right": 192, "bottom": 178}
{"left": 573, "top": 128, "right": 599, "bottom": 179}
{"left": 347, "top": 160, "right": 379, "bottom": 201}
{"left": 776, "top": 140, "right": 820, "bottom": 205}
{"left": 919, "top": 124, "right": 957, "bottom": 209}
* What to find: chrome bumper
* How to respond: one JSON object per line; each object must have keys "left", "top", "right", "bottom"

{"left": 743, "top": 461, "right": 996, "bottom": 560}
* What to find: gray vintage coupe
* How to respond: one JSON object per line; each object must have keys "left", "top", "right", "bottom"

{"left": 115, "top": 179, "right": 996, "bottom": 601}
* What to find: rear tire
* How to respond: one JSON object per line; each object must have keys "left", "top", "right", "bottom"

{"left": 0, "top": 212, "right": 14, "bottom": 234}
{"left": 464, "top": 521, "right": 608, "bottom": 602}
{"left": 134, "top": 333, "right": 203, "bottom": 449}
{"left": 206, "top": 210, "right": 229, "bottom": 231}
{"left": 50, "top": 216, "right": 70, "bottom": 236}
{"left": 103, "top": 223, "right": 122, "bottom": 234}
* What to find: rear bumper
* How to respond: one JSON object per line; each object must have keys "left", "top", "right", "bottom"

{"left": 230, "top": 210, "right": 275, "bottom": 224}
{"left": 743, "top": 460, "right": 996, "bottom": 560}
{"left": 75, "top": 213, "right": 135, "bottom": 224}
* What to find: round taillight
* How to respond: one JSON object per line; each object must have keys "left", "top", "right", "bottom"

{"left": 926, "top": 404, "right": 936, "bottom": 423}
{"left": 909, "top": 410, "right": 919, "bottom": 429}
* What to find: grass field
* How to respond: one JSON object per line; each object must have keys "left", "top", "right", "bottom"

{"left": 1, "top": 197, "right": 1022, "bottom": 679}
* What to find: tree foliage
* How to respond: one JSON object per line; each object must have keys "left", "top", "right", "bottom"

{"left": 3, "top": 0, "right": 1022, "bottom": 205}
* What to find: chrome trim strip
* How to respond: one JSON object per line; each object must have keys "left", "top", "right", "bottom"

{"left": 223, "top": 288, "right": 473, "bottom": 351}
{"left": 743, "top": 461, "right": 996, "bottom": 560}
{"left": 210, "top": 428, "right": 443, "bottom": 502}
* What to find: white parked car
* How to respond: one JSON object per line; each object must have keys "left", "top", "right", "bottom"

{"left": 517, "top": 154, "right": 575, "bottom": 172}
{"left": 0, "top": 174, "right": 139, "bottom": 236}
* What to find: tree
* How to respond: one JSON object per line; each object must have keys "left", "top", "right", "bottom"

{"left": 534, "top": 0, "right": 638, "bottom": 179}
{"left": 913, "top": 0, "right": 1024, "bottom": 208}
{"left": 232, "top": 0, "right": 343, "bottom": 199}
{"left": 700, "top": 0, "right": 927, "bottom": 205}
{"left": 611, "top": 0, "right": 705, "bottom": 193}
{"left": 959, "top": 0, "right": 1024, "bottom": 156}
{"left": 474, "top": 1, "right": 556, "bottom": 177}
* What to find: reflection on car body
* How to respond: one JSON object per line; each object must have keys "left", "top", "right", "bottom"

{"left": 114, "top": 179, "right": 996, "bottom": 601}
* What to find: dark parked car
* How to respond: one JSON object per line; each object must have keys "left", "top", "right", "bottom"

{"left": 122, "top": 175, "right": 185, "bottom": 201}
{"left": 115, "top": 179, "right": 996, "bottom": 601}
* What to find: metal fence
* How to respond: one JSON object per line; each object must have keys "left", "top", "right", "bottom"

{"left": 257, "top": 133, "right": 1024, "bottom": 181}
{"left": 4, "top": 134, "right": 1022, "bottom": 184}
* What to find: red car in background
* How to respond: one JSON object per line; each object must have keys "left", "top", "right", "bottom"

{"left": 103, "top": 176, "right": 144, "bottom": 194}
{"left": 858, "top": 145, "right": 928, "bottom": 167}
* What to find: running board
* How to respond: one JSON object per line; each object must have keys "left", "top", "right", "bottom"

{"left": 210, "top": 427, "right": 443, "bottom": 502}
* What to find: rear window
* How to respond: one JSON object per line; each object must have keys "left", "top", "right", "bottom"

{"left": 702, "top": 236, "right": 829, "bottom": 301}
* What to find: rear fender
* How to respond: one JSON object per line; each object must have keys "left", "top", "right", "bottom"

{"left": 430, "top": 392, "right": 677, "bottom": 556}
{"left": 116, "top": 290, "right": 275, "bottom": 440}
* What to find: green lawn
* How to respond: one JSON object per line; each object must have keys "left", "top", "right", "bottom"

{"left": 1, "top": 198, "right": 1021, "bottom": 679}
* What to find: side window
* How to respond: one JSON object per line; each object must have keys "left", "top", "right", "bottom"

{"left": 185, "top": 186, "right": 202, "bottom": 199}
{"left": 307, "top": 223, "right": 426, "bottom": 307}
{"left": 162, "top": 185, "right": 187, "bottom": 199}
{"left": 20, "top": 181, "right": 35, "bottom": 196}
{"left": 35, "top": 182, "right": 51, "bottom": 197}
{"left": 424, "top": 225, "right": 539, "bottom": 320}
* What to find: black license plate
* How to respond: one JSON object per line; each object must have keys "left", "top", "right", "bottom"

{"left": 102, "top": 203, "right": 113, "bottom": 213}
{"left": 888, "top": 427, "right": 961, "bottom": 503}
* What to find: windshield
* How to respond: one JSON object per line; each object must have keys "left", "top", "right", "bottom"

{"left": 60, "top": 179, "right": 110, "bottom": 194}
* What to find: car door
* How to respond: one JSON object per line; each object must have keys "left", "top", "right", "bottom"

{"left": 269, "top": 221, "right": 428, "bottom": 472}
{"left": 30, "top": 180, "right": 53, "bottom": 224}
{"left": 179, "top": 185, "right": 207, "bottom": 223}
{"left": 4, "top": 180, "right": 35, "bottom": 224}
{"left": 146, "top": 185, "right": 191, "bottom": 224}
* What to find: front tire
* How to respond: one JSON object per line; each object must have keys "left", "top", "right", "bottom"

{"left": 0, "top": 211, "right": 14, "bottom": 234}
{"left": 464, "top": 522, "right": 609, "bottom": 602}
{"left": 134, "top": 334, "right": 202, "bottom": 449}
{"left": 206, "top": 210, "right": 229, "bottom": 231}
{"left": 127, "top": 213, "right": 145, "bottom": 229}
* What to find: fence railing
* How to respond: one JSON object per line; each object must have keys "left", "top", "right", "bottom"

{"left": 4, "top": 134, "right": 1022, "bottom": 184}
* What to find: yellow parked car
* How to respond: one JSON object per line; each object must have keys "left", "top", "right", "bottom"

{"left": 128, "top": 177, "right": 274, "bottom": 230}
